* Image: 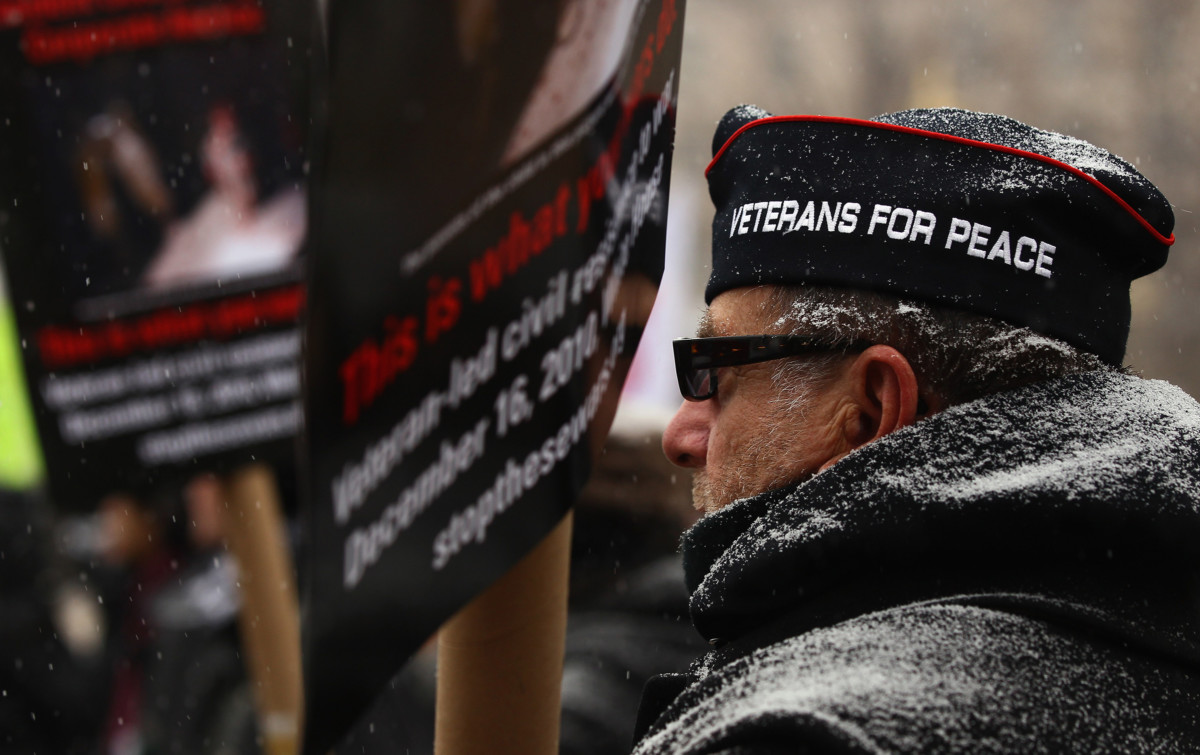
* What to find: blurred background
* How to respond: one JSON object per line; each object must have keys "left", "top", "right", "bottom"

{"left": 0, "top": 1, "right": 1196, "bottom": 753}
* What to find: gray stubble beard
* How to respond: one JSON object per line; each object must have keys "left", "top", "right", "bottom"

{"left": 689, "top": 368, "right": 820, "bottom": 514}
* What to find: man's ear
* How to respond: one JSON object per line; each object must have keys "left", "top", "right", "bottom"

{"left": 847, "top": 345, "right": 921, "bottom": 446}
{"left": 820, "top": 346, "right": 921, "bottom": 472}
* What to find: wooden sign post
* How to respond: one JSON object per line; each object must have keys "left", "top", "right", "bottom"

{"left": 434, "top": 512, "right": 574, "bottom": 755}
{"left": 223, "top": 463, "right": 304, "bottom": 755}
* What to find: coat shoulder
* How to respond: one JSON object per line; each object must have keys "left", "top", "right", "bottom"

{"left": 635, "top": 602, "right": 1200, "bottom": 754}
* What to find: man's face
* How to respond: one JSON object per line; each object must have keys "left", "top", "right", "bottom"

{"left": 662, "top": 286, "right": 853, "bottom": 513}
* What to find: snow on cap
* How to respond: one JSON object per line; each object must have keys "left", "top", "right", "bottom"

{"left": 705, "top": 105, "right": 1176, "bottom": 364}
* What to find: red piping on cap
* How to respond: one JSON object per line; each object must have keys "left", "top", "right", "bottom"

{"left": 705, "top": 115, "right": 1175, "bottom": 247}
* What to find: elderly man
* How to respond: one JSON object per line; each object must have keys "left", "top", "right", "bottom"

{"left": 632, "top": 106, "right": 1200, "bottom": 753}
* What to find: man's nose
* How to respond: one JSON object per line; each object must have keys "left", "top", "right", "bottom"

{"left": 662, "top": 399, "right": 711, "bottom": 468}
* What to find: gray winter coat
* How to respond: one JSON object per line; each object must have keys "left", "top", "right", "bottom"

{"left": 633, "top": 370, "right": 1200, "bottom": 754}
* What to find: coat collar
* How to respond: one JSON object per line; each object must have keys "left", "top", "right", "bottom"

{"left": 680, "top": 371, "right": 1200, "bottom": 649}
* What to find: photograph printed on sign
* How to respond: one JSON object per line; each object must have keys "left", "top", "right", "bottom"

{"left": 0, "top": 1, "right": 311, "bottom": 509}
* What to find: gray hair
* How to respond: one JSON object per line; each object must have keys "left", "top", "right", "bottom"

{"left": 762, "top": 283, "right": 1117, "bottom": 408}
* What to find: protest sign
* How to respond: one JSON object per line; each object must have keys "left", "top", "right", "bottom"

{"left": 301, "top": 0, "right": 685, "bottom": 751}
{"left": 0, "top": 0, "right": 312, "bottom": 510}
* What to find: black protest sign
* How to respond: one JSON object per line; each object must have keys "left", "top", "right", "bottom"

{"left": 0, "top": 0, "right": 312, "bottom": 511}
{"left": 300, "top": 0, "right": 685, "bottom": 751}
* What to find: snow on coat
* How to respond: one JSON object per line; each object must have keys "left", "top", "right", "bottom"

{"left": 633, "top": 370, "right": 1200, "bottom": 754}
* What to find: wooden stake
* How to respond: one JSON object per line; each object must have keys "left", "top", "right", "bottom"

{"left": 434, "top": 511, "right": 573, "bottom": 755}
{"left": 223, "top": 463, "right": 304, "bottom": 755}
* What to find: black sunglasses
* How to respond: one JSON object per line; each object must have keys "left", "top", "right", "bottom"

{"left": 673, "top": 335, "right": 870, "bottom": 401}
